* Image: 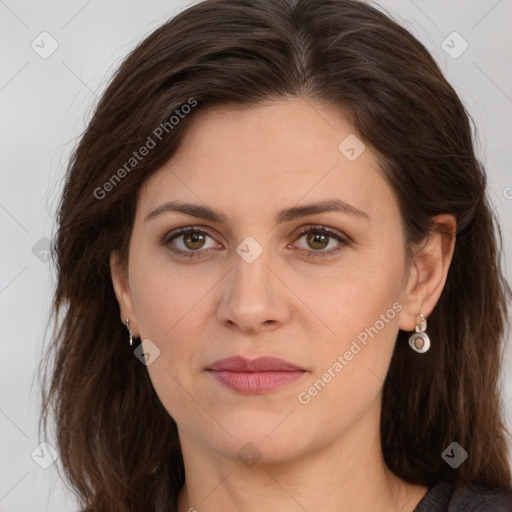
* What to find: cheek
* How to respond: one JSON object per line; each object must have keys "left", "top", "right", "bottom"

{"left": 295, "top": 303, "right": 399, "bottom": 433}
{"left": 319, "top": 279, "right": 400, "bottom": 376}
{"left": 301, "top": 251, "right": 403, "bottom": 401}
{"left": 319, "top": 247, "right": 403, "bottom": 338}
{"left": 129, "top": 242, "right": 215, "bottom": 339}
{"left": 131, "top": 274, "right": 212, "bottom": 387}
{"left": 128, "top": 250, "right": 217, "bottom": 413}
{"left": 129, "top": 274, "right": 207, "bottom": 423}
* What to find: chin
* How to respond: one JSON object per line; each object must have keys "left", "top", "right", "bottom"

{"left": 193, "top": 418, "right": 318, "bottom": 464}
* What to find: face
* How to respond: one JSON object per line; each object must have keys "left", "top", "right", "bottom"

{"left": 112, "top": 97, "right": 415, "bottom": 464}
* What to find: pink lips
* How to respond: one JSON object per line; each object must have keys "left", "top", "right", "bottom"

{"left": 207, "top": 356, "right": 306, "bottom": 394}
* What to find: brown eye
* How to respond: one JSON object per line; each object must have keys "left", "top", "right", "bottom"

{"left": 163, "top": 227, "right": 219, "bottom": 257}
{"left": 293, "top": 226, "right": 351, "bottom": 257}
{"left": 181, "top": 232, "right": 207, "bottom": 250}
{"left": 304, "top": 232, "right": 330, "bottom": 251}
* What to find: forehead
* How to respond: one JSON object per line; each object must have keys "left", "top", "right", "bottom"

{"left": 137, "top": 98, "right": 397, "bottom": 227}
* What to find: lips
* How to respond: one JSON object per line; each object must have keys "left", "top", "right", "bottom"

{"left": 206, "top": 356, "right": 307, "bottom": 393}
{"left": 207, "top": 355, "right": 305, "bottom": 372}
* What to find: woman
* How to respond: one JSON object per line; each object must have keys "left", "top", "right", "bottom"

{"left": 39, "top": 0, "right": 512, "bottom": 510}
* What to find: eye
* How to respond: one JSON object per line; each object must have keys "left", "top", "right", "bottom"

{"left": 162, "top": 227, "right": 220, "bottom": 257}
{"left": 292, "top": 225, "right": 351, "bottom": 257}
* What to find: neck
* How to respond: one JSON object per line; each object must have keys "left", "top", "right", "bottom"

{"left": 175, "top": 399, "right": 428, "bottom": 512}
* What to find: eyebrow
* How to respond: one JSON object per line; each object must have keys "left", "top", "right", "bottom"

{"left": 145, "top": 198, "right": 370, "bottom": 226}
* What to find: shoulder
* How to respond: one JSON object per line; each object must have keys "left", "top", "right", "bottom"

{"left": 450, "top": 483, "right": 512, "bottom": 512}
{"left": 414, "top": 479, "right": 512, "bottom": 512}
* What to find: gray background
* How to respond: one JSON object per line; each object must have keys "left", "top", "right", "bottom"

{"left": 1, "top": 1, "right": 511, "bottom": 510}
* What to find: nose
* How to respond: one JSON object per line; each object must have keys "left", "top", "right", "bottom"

{"left": 216, "top": 247, "right": 290, "bottom": 334}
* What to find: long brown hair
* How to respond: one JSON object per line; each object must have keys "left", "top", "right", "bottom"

{"left": 38, "top": 0, "right": 512, "bottom": 510}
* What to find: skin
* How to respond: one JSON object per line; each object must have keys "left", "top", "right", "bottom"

{"left": 111, "top": 97, "right": 456, "bottom": 512}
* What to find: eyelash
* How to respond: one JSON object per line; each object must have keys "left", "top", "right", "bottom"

{"left": 161, "top": 225, "right": 352, "bottom": 259}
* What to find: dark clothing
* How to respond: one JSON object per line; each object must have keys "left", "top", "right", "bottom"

{"left": 413, "top": 479, "right": 512, "bottom": 511}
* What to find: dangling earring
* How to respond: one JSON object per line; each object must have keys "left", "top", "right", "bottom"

{"left": 126, "top": 318, "right": 133, "bottom": 347}
{"left": 408, "top": 313, "right": 430, "bottom": 353}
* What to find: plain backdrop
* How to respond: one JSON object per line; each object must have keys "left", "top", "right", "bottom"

{"left": 1, "top": 0, "right": 511, "bottom": 510}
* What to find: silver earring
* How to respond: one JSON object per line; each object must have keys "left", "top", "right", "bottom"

{"left": 408, "top": 313, "right": 430, "bottom": 353}
{"left": 126, "top": 318, "right": 133, "bottom": 347}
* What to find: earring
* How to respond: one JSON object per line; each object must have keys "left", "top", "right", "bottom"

{"left": 408, "top": 313, "right": 430, "bottom": 353}
{"left": 126, "top": 318, "right": 133, "bottom": 347}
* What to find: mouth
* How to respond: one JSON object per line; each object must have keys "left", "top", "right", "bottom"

{"left": 206, "top": 355, "right": 307, "bottom": 394}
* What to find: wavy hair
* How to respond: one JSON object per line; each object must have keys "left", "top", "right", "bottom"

{"left": 38, "top": 0, "right": 512, "bottom": 510}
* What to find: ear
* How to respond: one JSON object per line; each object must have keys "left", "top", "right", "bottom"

{"left": 110, "top": 251, "right": 139, "bottom": 337}
{"left": 398, "top": 214, "right": 456, "bottom": 332}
